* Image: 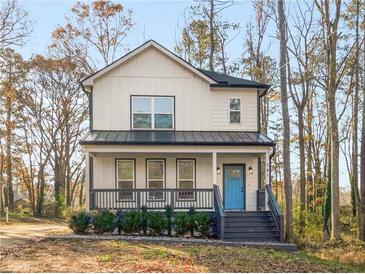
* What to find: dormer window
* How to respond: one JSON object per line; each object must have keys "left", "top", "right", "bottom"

{"left": 132, "top": 96, "right": 174, "bottom": 130}
{"left": 229, "top": 98, "right": 241, "bottom": 124}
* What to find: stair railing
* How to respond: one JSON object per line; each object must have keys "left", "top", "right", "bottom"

{"left": 213, "top": 185, "right": 225, "bottom": 240}
{"left": 265, "top": 184, "right": 284, "bottom": 242}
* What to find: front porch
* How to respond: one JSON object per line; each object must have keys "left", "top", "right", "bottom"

{"left": 85, "top": 149, "right": 273, "bottom": 212}
{"left": 82, "top": 132, "right": 283, "bottom": 242}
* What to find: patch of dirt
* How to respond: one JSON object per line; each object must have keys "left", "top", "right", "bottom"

{"left": 0, "top": 223, "right": 69, "bottom": 258}
{"left": 0, "top": 239, "right": 362, "bottom": 273}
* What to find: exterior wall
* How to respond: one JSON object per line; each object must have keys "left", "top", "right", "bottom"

{"left": 91, "top": 153, "right": 260, "bottom": 211}
{"left": 92, "top": 46, "right": 258, "bottom": 131}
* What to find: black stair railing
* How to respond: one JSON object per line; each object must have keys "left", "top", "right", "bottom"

{"left": 213, "top": 185, "right": 225, "bottom": 240}
{"left": 265, "top": 184, "right": 284, "bottom": 242}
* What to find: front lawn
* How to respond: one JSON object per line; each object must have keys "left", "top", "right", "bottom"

{"left": 0, "top": 239, "right": 363, "bottom": 272}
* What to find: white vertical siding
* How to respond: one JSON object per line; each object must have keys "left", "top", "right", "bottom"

{"left": 92, "top": 47, "right": 258, "bottom": 131}
{"left": 92, "top": 153, "right": 260, "bottom": 211}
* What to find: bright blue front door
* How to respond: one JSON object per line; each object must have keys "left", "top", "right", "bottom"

{"left": 224, "top": 165, "right": 244, "bottom": 210}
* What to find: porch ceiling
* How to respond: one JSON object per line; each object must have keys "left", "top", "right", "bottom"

{"left": 80, "top": 130, "right": 275, "bottom": 146}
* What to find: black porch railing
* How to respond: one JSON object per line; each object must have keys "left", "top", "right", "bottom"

{"left": 265, "top": 184, "right": 284, "bottom": 242}
{"left": 89, "top": 188, "right": 214, "bottom": 211}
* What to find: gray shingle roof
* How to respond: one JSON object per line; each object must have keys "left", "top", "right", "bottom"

{"left": 80, "top": 131, "right": 275, "bottom": 146}
{"left": 198, "top": 69, "right": 270, "bottom": 89}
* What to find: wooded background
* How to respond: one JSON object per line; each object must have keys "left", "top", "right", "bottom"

{"left": 0, "top": 0, "right": 364, "bottom": 243}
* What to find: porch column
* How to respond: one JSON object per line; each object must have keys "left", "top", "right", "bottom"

{"left": 85, "top": 153, "right": 90, "bottom": 211}
{"left": 212, "top": 152, "right": 217, "bottom": 185}
{"left": 265, "top": 150, "right": 270, "bottom": 186}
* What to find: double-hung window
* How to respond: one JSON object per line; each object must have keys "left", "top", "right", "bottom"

{"left": 177, "top": 159, "right": 195, "bottom": 200}
{"left": 229, "top": 98, "right": 241, "bottom": 124}
{"left": 116, "top": 159, "right": 135, "bottom": 200}
{"left": 146, "top": 159, "right": 165, "bottom": 200}
{"left": 132, "top": 96, "right": 174, "bottom": 129}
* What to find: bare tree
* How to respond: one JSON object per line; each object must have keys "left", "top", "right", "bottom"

{"left": 315, "top": 0, "right": 342, "bottom": 240}
{"left": 0, "top": 0, "right": 32, "bottom": 48}
{"left": 276, "top": 0, "right": 293, "bottom": 242}
{"left": 51, "top": 0, "right": 134, "bottom": 75}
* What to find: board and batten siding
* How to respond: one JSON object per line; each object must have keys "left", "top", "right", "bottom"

{"left": 92, "top": 46, "right": 258, "bottom": 131}
{"left": 92, "top": 153, "right": 259, "bottom": 211}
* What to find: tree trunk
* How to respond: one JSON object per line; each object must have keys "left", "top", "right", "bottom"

{"left": 5, "top": 98, "right": 14, "bottom": 211}
{"left": 209, "top": 0, "right": 215, "bottom": 71}
{"left": 359, "top": 7, "right": 365, "bottom": 241}
{"left": 277, "top": 0, "right": 293, "bottom": 242}
{"left": 298, "top": 107, "right": 306, "bottom": 233}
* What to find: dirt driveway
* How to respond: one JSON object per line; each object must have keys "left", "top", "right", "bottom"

{"left": 0, "top": 222, "right": 68, "bottom": 257}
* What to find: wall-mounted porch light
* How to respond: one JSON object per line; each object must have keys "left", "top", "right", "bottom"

{"left": 248, "top": 166, "right": 253, "bottom": 174}
{"left": 216, "top": 167, "right": 221, "bottom": 174}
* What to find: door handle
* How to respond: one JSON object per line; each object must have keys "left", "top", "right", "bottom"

{"left": 241, "top": 187, "right": 244, "bottom": 192}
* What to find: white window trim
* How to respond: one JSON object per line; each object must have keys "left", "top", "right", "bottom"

{"left": 116, "top": 159, "right": 135, "bottom": 201}
{"left": 146, "top": 159, "right": 165, "bottom": 189}
{"left": 228, "top": 98, "right": 242, "bottom": 124}
{"left": 177, "top": 159, "right": 196, "bottom": 189}
{"left": 131, "top": 96, "right": 174, "bottom": 130}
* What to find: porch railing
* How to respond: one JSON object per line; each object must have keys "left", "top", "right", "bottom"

{"left": 89, "top": 188, "right": 214, "bottom": 211}
{"left": 265, "top": 184, "right": 284, "bottom": 242}
{"left": 213, "top": 185, "right": 225, "bottom": 240}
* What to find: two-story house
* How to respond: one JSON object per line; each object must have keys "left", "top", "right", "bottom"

{"left": 80, "top": 40, "right": 283, "bottom": 242}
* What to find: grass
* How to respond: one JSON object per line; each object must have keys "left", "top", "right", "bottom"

{"left": 1, "top": 239, "right": 364, "bottom": 272}
{"left": 0, "top": 211, "right": 66, "bottom": 225}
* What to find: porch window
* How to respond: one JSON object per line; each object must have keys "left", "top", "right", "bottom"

{"left": 229, "top": 98, "right": 241, "bottom": 124}
{"left": 132, "top": 96, "right": 174, "bottom": 129}
{"left": 116, "top": 159, "right": 135, "bottom": 200}
{"left": 177, "top": 159, "right": 195, "bottom": 200}
{"left": 146, "top": 159, "right": 165, "bottom": 200}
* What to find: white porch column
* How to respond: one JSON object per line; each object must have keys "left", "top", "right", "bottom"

{"left": 85, "top": 153, "right": 90, "bottom": 211}
{"left": 212, "top": 152, "right": 217, "bottom": 185}
{"left": 265, "top": 150, "right": 270, "bottom": 186}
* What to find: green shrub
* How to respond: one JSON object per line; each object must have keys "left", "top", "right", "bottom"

{"left": 191, "top": 212, "right": 211, "bottom": 237}
{"left": 68, "top": 211, "right": 91, "bottom": 234}
{"left": 164, "top": 206, "right": 173, "bottom": 236}
{"left": 115, "top": 210, "right": 123, "bottom": 235}
{"left": 92, "top": 210, "right": 116, "bottom": 234}
{"left": 141, "top": 206, "right": 148, "bottom": 235}
{"left": 148, "top": 212, "right": 165, "bottom": 235}
{"left": 173, "top": 213, "right": 190, "bottom": 236}
{"left": 122, "top": 211, "right": 141, "bottom": 234}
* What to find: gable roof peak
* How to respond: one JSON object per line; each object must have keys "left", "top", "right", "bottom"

{"left": 81, "top": 39, "right": 216, "bottom": 89}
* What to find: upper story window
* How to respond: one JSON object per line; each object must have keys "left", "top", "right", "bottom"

{"left": 132, "top": 96, "right": 174, "bottom": 130}
{"left": 229, "top": 98, "right": 241, "bottom": 124}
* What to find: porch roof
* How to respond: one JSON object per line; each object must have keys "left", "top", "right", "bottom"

{"left": 80, "top": 131, "right": 275, "bottom": 146}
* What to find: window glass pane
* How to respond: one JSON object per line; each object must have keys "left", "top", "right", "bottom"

{"left": 154, "top": 114, "right": 173, "bottom": 129}
{"left": 117, "top": 161, "right": 134, "bottom": 180}
{"left": 148, "top": 161, "right": 164, "bottom": 179}
{"left": 179, "top": 180, "right": 193, "bottom": 189}
{"left": 149, "top": 180, "right": 163, "bottom": 189}
{"left": 227, "top": 167, "right": 241, "bottom": 178}
{"left": 230, "top": 112, "right": 241, "bottom": 123}
{"left": 178, "top": 161, "right": 194, "bottom": 180}
{"left": 133, "top": 97, "right": 151, "bottom": 112}
{"left": 133, "top": 113, "right": 151, "bottom": 128}
{"left": 148, "top": 180, "right": 163, "bottom": 200}
{"left": 229, "top": 99, "right": 240, "bottom": 110}
{"left": 118, "top": 181, "right": 133, "bottom": 189}
{"left": 118, "top": 181, "right": 133, "bottom": 200}
{"left": 155, "top": 97, "right": 173, "bottom": 113}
